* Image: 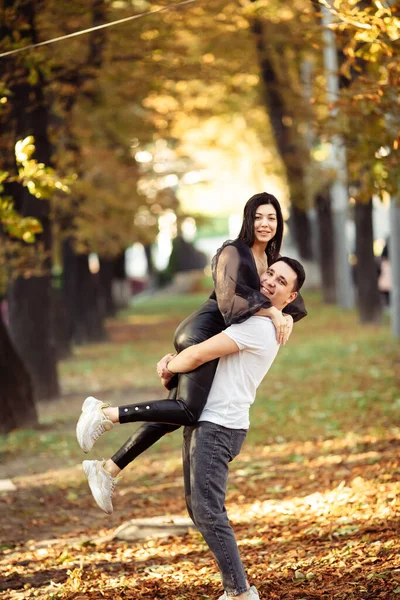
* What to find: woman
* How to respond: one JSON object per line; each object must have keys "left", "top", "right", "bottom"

{"left": 77, "top": 193, "right": 307, "bottom": 508}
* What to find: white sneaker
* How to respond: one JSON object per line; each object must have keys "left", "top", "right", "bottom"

{"left": 218, "top": 586, "right": 260, "bottom": 600}
{"left": 82, "top": 460, "right": 120, "bottom": 514}
{"left": 76, "top": 396, "right": 114, "bottom": 453}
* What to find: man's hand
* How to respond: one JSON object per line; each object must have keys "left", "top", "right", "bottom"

{"left": 160, "top": 375, "right": 173, "bottom": 388}
{"left": 157, "top": 353, "right": 176, "bottom": 380}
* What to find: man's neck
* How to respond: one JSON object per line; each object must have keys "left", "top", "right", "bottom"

{"left": 267, "top": 299, "right": 286, "bottom": 312}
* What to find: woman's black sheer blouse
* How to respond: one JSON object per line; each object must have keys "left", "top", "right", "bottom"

{"left": 209, "top": 239, "right": 307, "bottom": 326}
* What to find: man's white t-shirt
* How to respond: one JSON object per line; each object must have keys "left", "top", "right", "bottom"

{"left": 198, "top": 316, "right": 279, "bottom": 430}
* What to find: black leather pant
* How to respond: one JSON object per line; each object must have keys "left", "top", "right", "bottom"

{"left": 112, "top": 299, "right": 226, "bottom": 470}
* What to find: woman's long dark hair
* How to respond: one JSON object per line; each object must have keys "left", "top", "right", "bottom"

{"left": 237, "top": 192, "right": 283, "bottom": 264}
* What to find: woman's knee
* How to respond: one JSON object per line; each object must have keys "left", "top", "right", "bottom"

{"left": 173, "top": 314, "right": 206, "bottom": 351}
{"left": 184, "top": 409, "right": 201, "bottom": 425}
{"left": 145, "top": 422, "right": 179, "bottom": 434}
{"left": 176, "top": 375, "right": 210, "bottom": 419}
{"left": 174, "top": 329, "right": 197, "bottom": 352}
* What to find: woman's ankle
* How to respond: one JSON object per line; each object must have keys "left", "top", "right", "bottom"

{"left": 102, "top": 406, "right": 119, "bottom": 423}
{"left": 104, "top": 459, "right": 121, "bottom": 478}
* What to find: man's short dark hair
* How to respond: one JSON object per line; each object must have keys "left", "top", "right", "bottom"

{"left": 274, "top": 257, "right": 306, "bottom": 292}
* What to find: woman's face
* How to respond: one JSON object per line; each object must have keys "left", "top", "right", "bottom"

{"left": 253, "top": 203, "right": 277, "bottom": 245}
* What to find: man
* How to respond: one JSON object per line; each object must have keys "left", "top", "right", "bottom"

{"left": 77, "top": 257, "right": 305, "bottom": 600}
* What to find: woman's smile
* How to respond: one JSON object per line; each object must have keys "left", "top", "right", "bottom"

{"left": 253, "top": 204, "right": 278, "bottom": 244}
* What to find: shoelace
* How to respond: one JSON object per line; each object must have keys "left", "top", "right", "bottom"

{"left": 102, "top": 465, "right": 122, "bottom": 497}
{"left": 109, "top": 478, "right": 117, "bottom": 498}
{"left": 92, "top": 420, "right": 110, "bottom": 442}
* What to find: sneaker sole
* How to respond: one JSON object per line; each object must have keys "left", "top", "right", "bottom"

{"left": 77, "top": 397, "right": 101, "bottom": 453}
{"left": 82, "top": 462, "right": 113, "bottom": 514}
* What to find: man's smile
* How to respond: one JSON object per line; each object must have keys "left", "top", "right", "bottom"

{"left": 261, "top": 284, "right": 275, "bottom": 296}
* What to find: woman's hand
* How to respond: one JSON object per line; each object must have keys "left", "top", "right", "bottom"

{"left": 283, "top": 314, "right": 294, "bottom": 345}
{"left": 257, "top": 306, "right": 290, "bottom": 345}
{"left": 269, "top": 308, "right": 288, "bottom": 345}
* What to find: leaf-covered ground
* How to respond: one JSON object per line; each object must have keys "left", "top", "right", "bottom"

{"left": 1, "top": 292, "right": 399, "bottom": 599}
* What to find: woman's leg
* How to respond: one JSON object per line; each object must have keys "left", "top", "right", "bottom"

{"left": 117, "top": 357, "right": 219, "bottom": 426}
{"left": 116, "top": 300, "right": 223, "bottom": 426}
{"left": 81, "top": 299, "right": 224, "bottom": 468}
{"left": 112, "top": 358, "right": 182, "bottom": 470}
{"left": 80, "top": 388, "right": 181, "bottom": 514}
{"left": 111, "top": 422, "right": 180, "bottom": 470}
{"left": 126, "top": 298, "right": 224, "bottom": 422}
{"left": 77, "top": 358, "right": 220, "bottom": 454}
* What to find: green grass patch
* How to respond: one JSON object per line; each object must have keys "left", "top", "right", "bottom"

{"left": 119, "top": 291, "right": 211, "bottom": 318}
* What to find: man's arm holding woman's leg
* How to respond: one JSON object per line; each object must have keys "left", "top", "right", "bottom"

{"left": 159, "top": 333, "right": 239, "bottom": 380}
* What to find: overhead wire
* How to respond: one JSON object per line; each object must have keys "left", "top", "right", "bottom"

{"left": 0, "top": 0, "right": 200, "bottom": 59}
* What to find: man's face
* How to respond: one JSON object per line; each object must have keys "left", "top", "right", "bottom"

{"left": 260, "top": 261, "right": 298, "bottom": 309}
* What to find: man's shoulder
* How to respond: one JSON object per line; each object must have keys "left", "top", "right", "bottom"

{"left": 232, "top": 315, "right": 274, "bottom": 329}
{"left": 224, "top": 316, "right": 277, "bottom": 350}
{"left": 246, "top": 316, "right": 276, "bottom": 340}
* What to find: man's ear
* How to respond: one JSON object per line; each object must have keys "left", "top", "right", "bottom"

{"left": 287, "top": 291, "right": 297, "bottom": 304}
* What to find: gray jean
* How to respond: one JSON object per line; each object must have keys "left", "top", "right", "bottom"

{"left": 183, "top": 421, "right": 248, "bottom": 596}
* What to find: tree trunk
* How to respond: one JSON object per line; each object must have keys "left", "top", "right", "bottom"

{"left": 251, "top": 13, "right": 311, "bottom": 224}
{"left": 111, "top": 251, "right": 130, "bottom": 309}
{"left": 354, "top": 200, "right": 382, "bottom": 323}
{"left": 315, "top": 189, "right": 336, "bottom": 303}
{"left": 8, "top": 276, "right": 60, "bottom": 399}
{"left": 2, "top": 0, "right": 59, "bottom": 401}
{"left": 55, "top": 0, "right": 109, "bottom": 341}
{"left": 144, "top": 244, "right": 154, "bottom": 277}
{"left": 144, "top": 244, "right": 157, "bottom": 289}
{"left": 113, "top": 252, "right": 127, "bottom": 280}
{"left": 320, "top": 3, "right": 355, "bottom": 310}
{"left": 4, "top": 179, "right": 58, "bottom": 396}
{"left": 0, "top": 303, "right": 38, "bottom": 434}
{"left": 98, "top": 257, "right": 116, "bottom": 318}
{"left": 389, "top": 198, "right": 400, "bottom": 337}
{"left": 63, "top": 239, "right": 106, "bottom": 344}
{"left": 289, "top": 206, "right": 314, "bottom": 260}
{"left": 52, "top": 287, "right": 72, "bottom": 360}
